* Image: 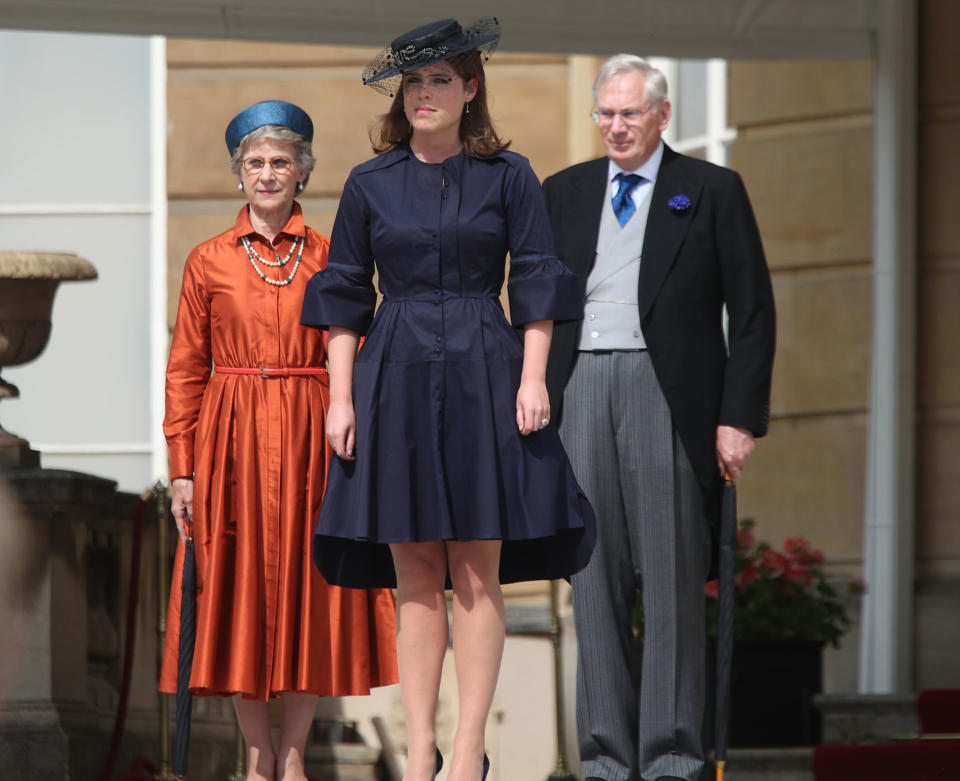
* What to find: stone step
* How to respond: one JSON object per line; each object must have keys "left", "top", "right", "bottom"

{"left": 304, "top": 740, "right": 383, "bottom": 781}
{"left": 718, "top": 747, "right": 814, "bottom": 781}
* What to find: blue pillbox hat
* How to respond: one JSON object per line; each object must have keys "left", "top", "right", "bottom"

{"left": 225, "top": 100, "right": 314, "bottom": 154}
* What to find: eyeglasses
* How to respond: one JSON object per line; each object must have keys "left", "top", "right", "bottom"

{"left": 242, "top": 157, "right": 295, "bottom": 175}
{"left": 591, "top": 107, "right": 655, "bottom": 127}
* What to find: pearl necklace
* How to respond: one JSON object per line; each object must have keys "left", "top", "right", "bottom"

{"left": 241, "top": 234, "right": 298, "bottom": 266}
{"left": 241, "top": 235, "right": 304, "bottom": 287}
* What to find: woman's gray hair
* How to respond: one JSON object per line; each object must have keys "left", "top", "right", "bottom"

{"left": 592, "top": 54, "right": 668, "bottom": 107}
{"left": 229, "top": 124, "right": 316, "bottom": 183}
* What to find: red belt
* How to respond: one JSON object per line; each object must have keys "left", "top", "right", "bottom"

{"left": 215, "top": 366, "right": 327, "bottom": 378}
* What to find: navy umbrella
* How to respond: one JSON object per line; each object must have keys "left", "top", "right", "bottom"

{"left": 714, "top": 475, "right": 737, "bottom": 781}
{"left": 175, "top": 539, "right": 197, "bottom": 780}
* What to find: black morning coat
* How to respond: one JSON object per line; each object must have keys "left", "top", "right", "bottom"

{"left": 542, "top": 144, "right": 777, "bottom": 524}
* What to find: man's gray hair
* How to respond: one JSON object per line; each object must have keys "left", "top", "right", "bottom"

{"left": 592, "top": 54, "right": 668, "bottom": 107}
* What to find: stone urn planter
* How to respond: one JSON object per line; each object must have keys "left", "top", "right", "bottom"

{"left": 0, "top": 250, "right": 97, "bottom": 466}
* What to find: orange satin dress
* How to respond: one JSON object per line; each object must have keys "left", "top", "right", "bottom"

{"left": 159, "top": 203, "right": 398, "bottom": 700}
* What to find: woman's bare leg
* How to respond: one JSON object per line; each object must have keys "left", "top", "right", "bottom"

{"left": 276, "top": 692, "right": 319, "bottom": 781}
{"left": 232, "top": 695, "right": 276, "bottom": 781}
{"left": 391, "top": 541, "right": 449, "bottom": 781}
{"left": 445, "top": 540, "right": 504, "bottom": 781}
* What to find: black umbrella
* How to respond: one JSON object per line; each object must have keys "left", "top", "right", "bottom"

{"left": 714, "top": 475, "right": 737, "bottom": 781}
{"left": 175, "top": 539, "right": 197, "bottom": 780}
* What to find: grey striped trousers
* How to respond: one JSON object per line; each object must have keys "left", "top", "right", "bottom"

{"left": 560, "top": 351, "right": 710, "bottom": 781}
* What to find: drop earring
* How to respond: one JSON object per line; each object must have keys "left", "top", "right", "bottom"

{"left": 237, "top": 182, "right": 244, "bottom": 191}
{"left": 296, "top": 181, "right": 304, "bottom": 194}
{"left": 465, "top": 101, "right": 470, "bottom": 114}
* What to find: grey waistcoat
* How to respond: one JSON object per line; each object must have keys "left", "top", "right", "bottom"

{"left": 578, "top": 183, "right": 652, "bottom": 350}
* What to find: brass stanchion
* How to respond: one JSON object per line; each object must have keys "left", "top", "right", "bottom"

{"left": 227, "top": 720, "right": 246, "bottom": 781}
{"left": 547, "top": 580, "right": 577, "bottom": 781}
{"left": 154, "top": 481, "right": 176, "bottom": 781}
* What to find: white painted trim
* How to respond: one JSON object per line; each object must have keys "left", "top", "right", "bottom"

{"left": 0, "top": 204, "right": 152, "bottom": 216}
{"left": 149, "top": 35, "right": 168, "bottom": 484}
{"left": 647, "top": 58, "right": 735, "bottom": 167}
{"left": 706, "top": 58, "right": 731, "bottom": 166}
{"left": 670, "top": 130, "right": 736, "bottom": 156}
{"left": 34, "top": 442, "right": 153, "bottom": 455}
{"left": 650, "top": 57, "right": 678, "bottom": 148}
{"left": 858, "top": 0, "right": 917, "bottom": 695}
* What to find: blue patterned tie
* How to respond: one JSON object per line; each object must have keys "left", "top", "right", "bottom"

{"left": 612, "top": 173, "right": 644, "bottom": 227}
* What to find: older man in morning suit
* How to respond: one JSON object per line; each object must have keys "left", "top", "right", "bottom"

{"left": 542, "top": 56, "right": 776, "bottom": 781}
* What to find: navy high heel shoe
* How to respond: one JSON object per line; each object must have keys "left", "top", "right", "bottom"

{"left": 435, "top": 748, "right": 443, "bottom": 779}
{"left": 482, "top": 754, "right": 490, "bottom": 781}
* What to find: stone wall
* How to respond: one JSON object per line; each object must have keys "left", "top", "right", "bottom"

{"left": 728, "top": 0, "right": 960, "bottom": 690}
{"left": 914, "top": 0, "right": 960, "bottom": 689}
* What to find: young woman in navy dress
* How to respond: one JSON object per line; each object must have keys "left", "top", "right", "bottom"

{"left": 302, "top": 18, "right": 595, "bottom": 781}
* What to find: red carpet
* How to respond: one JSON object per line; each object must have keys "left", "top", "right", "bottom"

{"left": 812, "top": 689, "right": 960, "bottom": 781}
{"left": 812, "top": 741, "right": 960, "bottom": 781}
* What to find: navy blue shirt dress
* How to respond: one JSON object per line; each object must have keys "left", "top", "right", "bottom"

{"left": 301, "top": 144, "right": 595, "bottom": 588}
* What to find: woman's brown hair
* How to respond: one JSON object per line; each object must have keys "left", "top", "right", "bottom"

{"left": 370, "top": 49, "right": 510, "bottom": 158}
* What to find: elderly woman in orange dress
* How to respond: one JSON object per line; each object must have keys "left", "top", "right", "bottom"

{"left": 160, "top": 101, "right": 398, "bottom": 781}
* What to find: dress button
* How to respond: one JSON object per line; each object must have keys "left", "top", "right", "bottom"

{"left": 589, "top": 313, "right": 596, "bottom": 321}
{"left": 591, "top": 331, "right": 599, "bottom": 339}
{"left": 633, "top": 330, "right": 641, "bottom": 337}
{"left": 435, "top": 336, "right": 442, "bottom": 344}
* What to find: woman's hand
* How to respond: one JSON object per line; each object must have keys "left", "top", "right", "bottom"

{"left": 516, "top": 379, "right": 551, "bottom": 436}
{"left": 326, "top": 327, "right": 360, "bottom": 460}
{"left": 327, "top": 399, "right": 357, "bottom": 460}
{"left": 516, "top": 319, "right": 553, "bottom": 436}
{"left": 170, "top": 477, "right": 194, "bottom": 543}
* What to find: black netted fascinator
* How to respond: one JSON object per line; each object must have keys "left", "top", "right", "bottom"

{"left": 362, "top": 17, "right": 501, "bottom": 97}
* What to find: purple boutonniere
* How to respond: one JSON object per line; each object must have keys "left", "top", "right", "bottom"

{"left": 668, "top": 194, "right": 691, "bottom": 213}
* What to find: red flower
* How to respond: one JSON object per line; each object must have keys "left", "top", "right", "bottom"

{"left": 784, "top": 563, "right": 813, "bottom": 587}
{"left": 760, "top": 548, "right": 788, "bottom": 575}
{"left": 784, "top": 537, "right": 808, "bottom": 555}
{"left": 736, "top": 562, "right": 759, "bottom": 590}
{"left": 700, "top": 518, "right": 863, "bottom": 647}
